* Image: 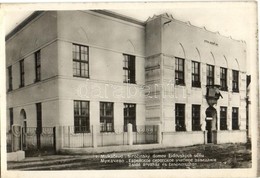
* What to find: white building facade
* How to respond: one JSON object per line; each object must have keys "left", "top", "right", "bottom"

{"left": 6, "top": 11, "right": 248, "bottom": 151}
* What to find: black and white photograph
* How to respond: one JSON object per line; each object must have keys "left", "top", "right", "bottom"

{"left": 1, "top": 2, "right": 258, "bottom": 178}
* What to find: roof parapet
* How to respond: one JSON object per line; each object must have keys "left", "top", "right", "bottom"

{"left": 146, "top": 12, "right": 246, "bottom": 43}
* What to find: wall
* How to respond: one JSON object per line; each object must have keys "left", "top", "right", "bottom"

{"left": 6, "top": 12, "right": 59, "bottom": 130}
{"left": 145, "top": 14, "right": 247, "bottom": 134}
{"left": 216, "top": 130, "right": 247, "bottom": 144}
{"left": 162, "top": 131, "right": 205, "bottom": 147}
{"left": 56, "top": 11, "right": 146, "bottom": 127}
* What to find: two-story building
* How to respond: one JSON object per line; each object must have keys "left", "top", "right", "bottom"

{"left": 6, "top": 10, "right": 247, "bottom": 151}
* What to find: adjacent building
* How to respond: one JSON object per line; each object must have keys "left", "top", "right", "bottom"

{"left": 6, "top": 10, "right": 248, "bottom": 151}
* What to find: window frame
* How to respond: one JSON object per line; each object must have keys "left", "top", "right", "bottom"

{"left": 191, "top": 61, "right": 201, "bottom": 88}
{"left": 100, "top": 102, "right": 114, "bottom": 132}
{"left": 8, "top": 66, "right": 12, "bottom": 91}
{"left": 36, "top": 103, "right": 42, "bottom": 134}
{"left": 175, "top": 104, "right": 186, "bottom": 131}
{"left": 206, "top": 64, "right": 214, "bottom": 86}
{"left": 123, "top": 54, "right": 136, "bottom": 84}
{"left": 124, "top": 103, "right": 136, "bottom": 132}
{"left": 9, "top": 108, "right": 13, "bottom": 131}
{"left": 35, "top": 50, "right": 41, "bottom": 82}
{"left": 175, "top": 57, "right": 185, "bottom": 85}
{"left": 74, "top": 100, "right": 90, "bottom": 133}
{"left": 73, "top": 44, "right": 89, "bottom": 78}
{"left": 220, "top": 106, "right": 227, "bottom": 130}
{"left": 192, "top": 105, "right": 201, "bottom": 131}
{"left": 232, "top": 107, "right": 239, "bottom": 130}
{"left": 220, "top": 67, "right": 228, "bottom": 91}
{"left": 232, "top": 70, "right": 239, "bottom": 92}
{"left": 20, "top": 59, "right": 25, "bottom": 88}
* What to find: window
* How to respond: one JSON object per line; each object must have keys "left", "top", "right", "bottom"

{"left": 220, "top": 67, "right": 228, "bottom": 91}
{"left": 175, "top": 57, "right": 185, "bottom": 85}
{"left": 73, "top": 44, "right": 89, "bottom": 78}
{"left": 124, "top": 103, "right": 136, "bottom": 131}
{"left": 100, "top": 102, "right": 114, "bottom": 132}
{"left": 35, "top": 50, "right": 41, "bottom": 82}
{"left": 206, "top": 64, "right": 214, "bottom": 86}
{"left": 9, "top": 108, "right": 13, "bottom": 131}
{"left": 20, "top": 59, "right": 25, "bottom": 87}
{"left": 175, "top": 104, "right": 185, "bottom": 131}
{"left": 74, "top": 101, "right": 90, "bottom": 133}
{"left": 36, "top": 103, "right": 42, "bottom": 134}
{"left": 192, "top": 105, "right": 201, "bottom": 131}
{"left": 220, "top": 107, "right": 227, "bottom": 130}
{"left": 232, "top": 70, "right": 239, "bottom": 92}
{"left": 123, "top": 54, "right": 135, "bottom": 83}
{"left": 232, "top": 107, "right": 239, "bottom": 130}
{"left": 192, "top": 61, "right": 201, "bottom": 87}
{"left": 8, "top": 66, "right": 12, "bottom": 91}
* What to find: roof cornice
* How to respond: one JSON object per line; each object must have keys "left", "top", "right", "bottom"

{"left": 5, "top": 11, "right": 45, "bottom": 41}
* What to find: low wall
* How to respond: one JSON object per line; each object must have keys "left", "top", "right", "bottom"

{"left": 215, "top": 130, "right": 247, "bottom": 144}
{"left": 97, "top": 133, "right": 128, "bottom": 147}
{"left": 162, "top": 131, "right": 205, "bottom": 147}
{"left": 7, "top": 151, "right": 25, "bottom": 161}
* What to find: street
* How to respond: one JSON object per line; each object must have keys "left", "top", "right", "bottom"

{"left": 7, "top": 143, "right": 251, "bottom": 170}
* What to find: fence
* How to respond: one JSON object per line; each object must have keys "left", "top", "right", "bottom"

{"left": 7, "top": 125, "right": 55, "bottom": 154}
{"left": 23, "top": 127, "right": 55, "bottom": 151}
{"left": 6, "top": 132, "right": 12, "bottom": 153}
{"left": 63, "top": 126, "right": 93, "bottom": 148}
{"left": 62, "top": 124, "right": 160, "bottom": 148}
{"left": 133, "top": 125, "right": 158, "bottom": 144}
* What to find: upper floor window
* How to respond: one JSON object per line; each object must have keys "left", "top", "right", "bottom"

{"left": 123, "top": 54, "right": 135, "bottom": 84}
{"left": 20, "top": 59, "right": 25, "bottom": 87}
{"left": 232, "top": 107, "right": 239, "bottom": 130}
{"left": 73, "top": 44, "right": 89, "bottom": 78}
{"left": 192, "top": 61, "right": 200, "bottom": 87}
{"left": 206, "top": 64, "right": 214, "bottom": 86}
{"left": 8, "top": 66, "right": 12, "bottom": 91}
{"left": 175, "top": 104, "right": 185, "bottom": 131}
{"left": 124, "top": 103, "right": 136, "bottom": 132}
{"left": 220, "top": 67, "right": 228, "bottom": 91}
{"left": 175, "top": 57, "right": 185, "bottom": 85}
{"left": 100, "top": 102, "right": 114, "bottom": 132}
{"left": 74, "top": 100, "right": 90, "bottom": 133}
{"left": 220, "top": 107, "right": 227, "bottom": 130}
{"left": 35, "top": 50, "right": 41, "bottom": 82}
{"left": 232, "top": 70, "right": 239, "bottom": 92}
{"left": 192, "top": 105, "right": 201, "bottom": 131}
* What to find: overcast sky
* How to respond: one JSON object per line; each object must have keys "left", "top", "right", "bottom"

{"left": 3, "top": 2, "right": 257, "bottom": 73}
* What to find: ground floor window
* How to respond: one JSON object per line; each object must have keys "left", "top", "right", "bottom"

{"left": 100, "top": 102, "right": 114, "bottom": 132}
{"left": 124, "top": 103, "right": 136, "bottom": 131}
{"left": 36, "top": 103, "right": 42, "bottom": 134}
{"left": 175, "top": 104, "right": 185, "bottom": 131}
{"left": 232, "top": 107, "right": 239, "bottom": 130}
{"left": 220, "top": 107, "right": 227, "bottom": 130}
{"left": 9, "top": 108, "right": 13, "bottom": 131}
{"left": 192, "top": 105, "right": 201, "bottom": 131}
{"left": 74, "top": 100, "right": 90, "bottom": 133}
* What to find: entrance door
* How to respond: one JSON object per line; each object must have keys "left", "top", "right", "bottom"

{"left": 205, "top": 106, "right": 217, "bottom": 144}
{"left": 206, "top": 120, "right": 212, "bottom": 143}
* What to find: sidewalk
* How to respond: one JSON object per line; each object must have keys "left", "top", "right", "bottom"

{"left": 7, "top": 143, "right": 251, "bottom": 170}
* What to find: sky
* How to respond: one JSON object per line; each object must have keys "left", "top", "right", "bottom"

{"left": 2, "top": 2, "right": 257, "bottom": 74}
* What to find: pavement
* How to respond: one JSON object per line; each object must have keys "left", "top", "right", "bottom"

{"left": 7, "top": 143, "right": 251, "bottom": 170}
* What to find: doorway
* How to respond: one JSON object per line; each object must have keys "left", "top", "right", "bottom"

{"left": 20, "top": 109, "right": 27, "bottom": 148}
{"left": 205, "top": 106, "right": 217, "bottom": 144}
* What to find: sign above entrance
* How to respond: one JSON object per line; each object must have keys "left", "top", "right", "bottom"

{"left": 204, "top": 40, "right": 218, "bottom": 46}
